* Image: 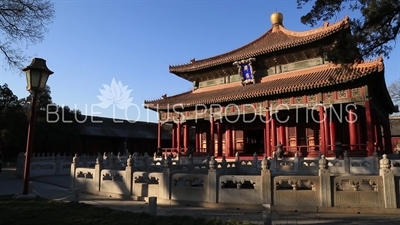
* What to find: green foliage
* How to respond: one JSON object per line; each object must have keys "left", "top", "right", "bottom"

{"left": 297, "top": 0, "right": 400, "bottom": 62}
{"left": 0, "top": 196, "right": 254, "bottom": 225}
{"left": 0, "top": 83, "right": 81, "bottom": 160}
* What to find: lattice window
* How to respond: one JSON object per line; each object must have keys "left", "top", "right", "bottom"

{"left": 351, "top": 88, "right": 361, "bottom": 97}
{"left": 235, "top": 130, "right": 243, "bottom": 139}
{"left": 306, "top": 127, "right": 314, "bottom": 136}
{"left": 282, "top": 98, "right": 290, "bottom": 105}
{"left": 288, "top": 126, "right": 296, "bottom": 137}
{"left": 338, "top": 90, "right": 347, "bottom": 98}
{"left": 201, "top": 132, "right": 207, "bottom": 141}
{"left": 307, "top": 95, "right": 317, "bottom": 102}
{"left": 324, "top": 92, "right": 333, "bottom": 101}
{"left": 295, "top": 96, "right": 303, "bottom": 104}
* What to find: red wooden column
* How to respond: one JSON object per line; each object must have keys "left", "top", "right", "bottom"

{"left": 319, "top": 104, "right": 326, "bottom": 155}
{"left": 356, "top": 111, "right": 362, "bottom": 150}
{"left": 183, "top": 123, "right": 188, "bottom": 151}
{"left": 348, "top": 106, "right": 357, "bottom": 151}
{"left": 172, "top": 123, "right": 176, "bottom": 148}
{"left": 157, "top": 122, "right": 162, "bottom": 148}
{"left": 376, "top": 115, "right": 384, "bottom": 151}
{"left": 383, "top": 120, "right": 393, "bottom": 154}
{"left": 271, "top": 114, "right": 277, "bottom": 151}
{"left": 265, "top": 109, "right": 271, "bottom": 157}
{"left": 177, "top": 121, "right": 181, "bottom": 154}
{"left": 195, "top": 126, "right": 200, "bottom": 151}
{"left": 372, "top": 110, "right": 382, "bottom": 151}
{"left": 232, "top": 125, "right": 236, "bottom": 154}
{"left": 278, "top": 112, "right": 285, "bottom": 146}
{"left": 324, "top": 108, "right": 330, "bottom": 152}
{"left": 225, "top": 123, "right": 232, "bottom": 156}
{"left": 243, "top": 130, "right": 247, "bottom": 153}
{"left": 365, "top": 99, "right": 375, "bottom": 156}
{"left": 217, "top": 121, "right": 223, "bottom": 157}
{"left": 329, "top": 113, "right": 336, "bottom": 151}
{"left": 209, "top": 116, "right": 215, "bottom": 156}
{"left": 371, "top": 110, "right": 378, "bottom": 150}
{"left": 199, "top": 128, "right": 203, "bottom": 152}
{"left": 279, "top": 126, "right": 285, "bottom": 145}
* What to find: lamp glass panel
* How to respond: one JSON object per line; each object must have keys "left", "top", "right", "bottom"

{"left": 39, "top": 73, "right": 49, "bottom": 89}
{"left": 30, "top": 70, "right": 41, "bottom": 89}
{"left": 25, "top": 71, "right": 31, "bottom": 90}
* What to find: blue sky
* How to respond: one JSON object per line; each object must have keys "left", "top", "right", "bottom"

{"left": 1, "top": 0, "right": 399, "bottom": 123}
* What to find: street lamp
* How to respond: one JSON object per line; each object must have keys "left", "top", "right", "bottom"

{"left": 21, "top": 58, "right": 53, "bottom": 196}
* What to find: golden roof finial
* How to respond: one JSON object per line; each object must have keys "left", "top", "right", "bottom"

{"left": 270, "top": 11, "right": 283, "bottom": 26}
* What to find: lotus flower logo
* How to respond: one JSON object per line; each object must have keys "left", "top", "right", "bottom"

{"left": 96, "top": 78, "right": 134, "bottom": 110}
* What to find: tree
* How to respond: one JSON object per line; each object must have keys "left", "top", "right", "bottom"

{"left": 0, "top": 83, "right": 18, "bottom": 108}
{"left": 0, "top": 0, "right": 55, "bottom": 71}
{"left": 388, "top": 78, "right": 400, "bottom": 113}
{"left": 297, "top": 0, "right": 400, "bottom": 62}
{"left": 0, "top": 83, "right": 81, "bottom": 158}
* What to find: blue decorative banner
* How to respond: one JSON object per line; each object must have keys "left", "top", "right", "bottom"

{"left": 241, "top": 63, "right": 253, "bottom": 80}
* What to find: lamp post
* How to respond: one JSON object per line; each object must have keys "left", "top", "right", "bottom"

{"left": 21, "top": 58, "right": 53, "bottom": 196}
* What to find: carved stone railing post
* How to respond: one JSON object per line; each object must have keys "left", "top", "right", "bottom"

{"left": 164, "top": 154, "right": 172, "bottom": 168}
{"left": 318, "top": 155, "right": 331, "bottom": 207}
{"left": 55, "top": 153, "right": 61, "bottom": 175}
{"left": 132, "top": 152, "right": 138, "bottom": 169}
{"left": 373, "top": 150, "right": 379, "bottom": 174}
{"left": 159, "top": 155, "right": 172, "bottom": 200}
{"left": 343, "top": 151, "right": 350, "bottom": 174}
{"left": 109, "top": 153, "right": 117, "bottom": 170}
{"left": 294, "top": 152, "right": 299, "bottom": 174}
{"left": 103, "top": 152, "right": 108, "bottom": 167}
{"left": 221, "top": 154, "right": 227, "bottom": 175}
{"left": 153, "top": 152, "right": 157, "bottom": 161}
{"left": 205, "top": 154, "right": 211, "bottom": 170}
{"left": 271, "top": 152, "right": 278, "bottom": 173}
{"left": 82, "top": 154, "right": 88, "bottom": 167}
{"left": 143, "top": 153, "right": 149, "bottom": 172}
{"left": 379, "top": 154, "right": 397, "bottom": 208}
{"left": 188, "top": 154, "right": 194, "bottom": 173}
{"left": 94, "top": 156, "right": 104, "bottom": 192}
{"left": 70, "top": 154, "right": 79, "bottom": 189}
{"left": 235, "top": 152, "right": 240, "bottom": 173}
{"left": 207, "top": 156, "right": 217, "bottom": 203}
{"left": 176, "top": 151, "right": 180, "bottom": 162}
{"left": 16, "top": 152, "right": 25, "bottom": 179}
{"left": 261, "top": 156, "right": 272, "bottom": 204}
{"left": 125, "top": 155, "right": 133, "bottom": 195}
{"left": 253, "top": 152, "right": 258, "bottom": 170}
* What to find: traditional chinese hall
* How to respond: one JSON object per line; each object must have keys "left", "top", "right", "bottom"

{"left": 144, "top": 12, "right": 398, "bottom": 158}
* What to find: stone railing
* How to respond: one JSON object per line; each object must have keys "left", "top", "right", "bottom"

{"left": 71, "top": 153, "right": 400, "bottom": 211}
{"left": 15, "top": 151, "right": 208, "bottom": 178}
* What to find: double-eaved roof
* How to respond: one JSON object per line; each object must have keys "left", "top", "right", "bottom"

{"left": 144, "top": 14, "right": 392, "bottom": 112}
{"left": 169, "top": 15, "right": 350, "bottom": 74}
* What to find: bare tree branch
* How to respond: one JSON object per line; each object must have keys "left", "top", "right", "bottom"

{"left": 0, "top": 0, "right": 55, "bottom": 72}
{"left": 388, "top": 79, "right": 400, "bottom": 106}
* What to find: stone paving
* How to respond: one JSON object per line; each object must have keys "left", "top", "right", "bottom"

{"left": 1, "top": 167, "right": 400, "bottom": 224}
